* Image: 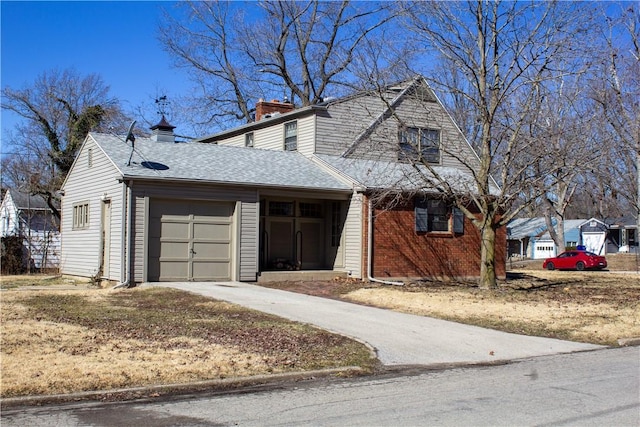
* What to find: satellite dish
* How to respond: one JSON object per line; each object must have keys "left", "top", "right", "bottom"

{"left": 125, "top": 120, "right": 136, "bottom": 146}
{"left": 126, "top": 121, "right": 136, "bottom": 166}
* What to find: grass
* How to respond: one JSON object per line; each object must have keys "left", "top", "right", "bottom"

{"left": 2, "top": 254, "right": 638, "bottom": 399}
{"left": 1, "top": 286, "right": 376, "bottom": 398}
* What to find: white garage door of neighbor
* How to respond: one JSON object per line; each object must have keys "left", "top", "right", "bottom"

{"left": 148, "top": 199, "right": 234, "bottom": 281}
{"left": 534, "top": 241, "right": 556, "bottom": 259}
{"left": 582, "top": 232, "right": 606, "bottom": 255}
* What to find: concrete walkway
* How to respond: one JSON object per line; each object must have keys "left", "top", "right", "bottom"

{"left": 151, "top": 282, "right": 602, "bottom": 366}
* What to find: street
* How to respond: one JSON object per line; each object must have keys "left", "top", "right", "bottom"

{"left": 2, "top": 347, "right": 638, "bottom": 426}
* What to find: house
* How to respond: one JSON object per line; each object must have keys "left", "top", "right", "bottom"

{"left": 0, "top": 189, "right": 60, "bottom": 270}
{"left": 507, "top": 217, "right": 612, "bottom": 259}
{"left": 59, "top": 76, "right": 506, "bottom": 285}
{"left": 606, "top": 216, "right": 637, "bottom": 254}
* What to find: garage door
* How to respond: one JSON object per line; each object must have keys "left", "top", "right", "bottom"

{"left": 148, "top": 200, "right": 234, "bottom": 281}
{"left": 534, "top": 240, "right": 556, "bottom": 259}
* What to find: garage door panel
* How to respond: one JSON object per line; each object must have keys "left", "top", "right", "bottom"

{"left": 193, "top": 222, "right": 231, "bottom": 240}
{"left": 192, "top": 262, "right": 230, "bottom": 280}
{"left": 161, "top": 222, "right": 190, "bottom": 239}
{"left": 159, "top": 261, "right": 189, "bottom": 281}
{"left": 161, "top": 241, "right": 190, "bottom": 259}
{"left": 192, "top": 241, "right": 230, "bottom": 259}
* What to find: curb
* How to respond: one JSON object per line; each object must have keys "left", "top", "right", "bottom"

{"left": 0, "top": 366, "right": 363, "bottom": 409}
{"left": 618, "top": 337, "right": 640, "bottom": 347}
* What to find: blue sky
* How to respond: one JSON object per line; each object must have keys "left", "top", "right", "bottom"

{"left": 1, "top": 1, "right": 191, "bottom": 145}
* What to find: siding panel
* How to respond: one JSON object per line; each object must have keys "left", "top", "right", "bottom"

{"left": 343, "top": 192, "right": 363, "bottom": 278}
{"left": 61, "top": 135, "right": 124, "bottom": 281}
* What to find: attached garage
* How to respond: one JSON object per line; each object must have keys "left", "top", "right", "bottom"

{"left": 148, "top": 199, "right": 235, "bottom": 281}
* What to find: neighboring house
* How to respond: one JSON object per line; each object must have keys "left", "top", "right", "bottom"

{"left": 508, "top": 217, "right": 613, "bottom": 259}
{"left": 579, "top": 218, "right": 609, "bottom": 255}
{"left": 606, "top": 216, "right": 637, "bottom": 254}
{"left": 0, "top": 189, "right": 60, "bottom": 270}
{"left": 60, "top": 76, "right": 506, "bottom": 285}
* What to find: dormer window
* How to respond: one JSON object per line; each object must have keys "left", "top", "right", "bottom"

{"left": 399, "top": 127, "right": 440, "bottom": 163}
{"left": 245, "top": 132, "right": 254, "bottom": 148}
{"left": 284, "top": 121, "right": 297, "bottom": 151}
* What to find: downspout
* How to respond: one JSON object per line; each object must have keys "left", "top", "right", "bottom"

{"left": 114, "top": 180, "right": 132, "bottom": 289}
{"left": 367, "top": 198, "right": 404, "bottom": 286}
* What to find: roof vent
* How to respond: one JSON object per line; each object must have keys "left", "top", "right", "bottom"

{"left": 150, "top": 115, "right": 176, "bottom": 143}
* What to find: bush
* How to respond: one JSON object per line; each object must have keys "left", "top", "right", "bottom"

{"left": 1, "top": 236, "right": 25, "bottom": 274}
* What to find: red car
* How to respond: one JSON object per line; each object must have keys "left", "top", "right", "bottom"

{"left": 543, "top": 250, "right": 607, "bottom": 271}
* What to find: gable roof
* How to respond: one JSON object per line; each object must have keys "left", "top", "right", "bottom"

{"left": 86, "top": 133, "right": 353, "bottom": 192}
{"left": 1, "top": 189, "right": 55, "bottom": 211}
{"left": 508, "top": 217, "right": 592, "bottom": 240}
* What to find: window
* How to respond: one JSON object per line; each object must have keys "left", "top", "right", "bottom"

{"left": 73, "top": 202, "right": 89, "bottom": 229}
{"left": 268, "top": 201, "right": 294, "bottom": 216}
{"left": 414, "top": 198, "right": 463, "bottom": 233}
{"left": 299, "top": 202, "right": 323, "bottom": 218}
{"left": 399, "top": 127, "right": 440, "bottom": 163}
{"left": 284, "top": 121, "right": 297, "bottom": 151}
{"left": 245, "top": 132, "right": 254, "bottom": 148}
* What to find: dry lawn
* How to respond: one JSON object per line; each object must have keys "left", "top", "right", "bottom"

{"left": 344, "top": 270, "right": 640, "bottom": 345}
{"left": 268, "top": 255, "right": 640, "bottom": 347}
{"left": 0, "top": 286, "right": 374, "bottom": 398}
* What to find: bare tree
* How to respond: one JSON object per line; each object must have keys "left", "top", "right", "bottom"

{"left": 1, "top": 68, "right": 126, "bottom": 217}
{"left": 526, "top": 74, "right": 606, "bottom": 253}
{"left": 159, "top": 0, "right": 402, "bottom": 131}
{"left": 403, "top": 0, "right": 596, "bottom": 288}
{"left": 590, "top": 4, "right": 640, "bottom": 244}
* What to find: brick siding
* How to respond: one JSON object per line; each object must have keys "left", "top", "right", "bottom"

{"left": 363, "top": 197, "right": 506, "bottom": 280}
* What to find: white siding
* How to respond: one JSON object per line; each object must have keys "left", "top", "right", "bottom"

{"left": 294, "top": 115, "right": 316, "bottom": 156}
{"left": 215, "top": 133, "right": 245, "bottom": 147}
{"left": 61, "top": 135, "right": 124, "bottom": 280}
{"left": 343, "top": 192, "right": 363, "bottom": 278}
{"left": 216, "top": 115, "right": 316, "bottom": 154}
{"left": 0, "top": 193, "right": 18, "bottom": 236}
{"left": 251, "top": 124, "right": 283, "bottom": 150}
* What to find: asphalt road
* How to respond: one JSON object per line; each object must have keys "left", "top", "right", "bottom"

{"left": 3, "top": 347, "right": 638, "bottom": 426}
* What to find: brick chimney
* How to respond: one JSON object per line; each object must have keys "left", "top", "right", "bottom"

{"left": 255, "top": 98, "right": 294, "bottom": 121}
{"left": 150, "top": 115, "right": 176, "bottom": 142}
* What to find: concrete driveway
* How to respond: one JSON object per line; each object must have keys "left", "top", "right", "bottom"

{"left": 151, "top": 282, "right": 602, "bottom": 366}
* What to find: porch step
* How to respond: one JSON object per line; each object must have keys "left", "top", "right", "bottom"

{"left": 257, "top": 270, "right": 348, "bottom": 283}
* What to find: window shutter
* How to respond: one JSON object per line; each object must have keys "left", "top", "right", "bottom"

{"left": 453, "top": 207, "right": 464, "bottom": 234}
{"left": 415, "top": 199, "right": 429, "bottom": 232}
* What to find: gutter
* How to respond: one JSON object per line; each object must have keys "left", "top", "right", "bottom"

{"left": 114, "top": 180, "right": 133, "bottom": 289}
{"left": 367, "top": 198, "right": 404, "bottom": 286}
{"left": 119, "top": 174, "right": 353, "bottom": 195}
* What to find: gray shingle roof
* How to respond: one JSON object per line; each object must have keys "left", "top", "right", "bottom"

{"left": 90, "top": 133, "right": 352, "bottom": 192}
{"left": 314, "top": 154, "right": 492, "bottom": 195}
{"left": 4, "top": 189, "right": 56, "bottom": 210}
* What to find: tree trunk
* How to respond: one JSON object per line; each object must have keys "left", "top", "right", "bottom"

{"left": 479, "top": 220, "right": 497, "bottom": 289}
